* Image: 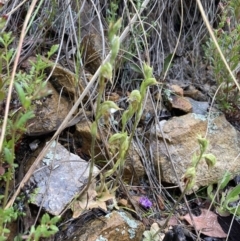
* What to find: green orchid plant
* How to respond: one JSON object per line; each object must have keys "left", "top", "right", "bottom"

{"left": 86, "top": 19, "right": 159, "bottom": 198}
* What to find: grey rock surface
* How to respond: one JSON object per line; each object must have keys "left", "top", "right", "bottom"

{"left": 29, "top": 141, "right": 99, "bottom": 215}
{"left": 149, "top": 113, "right": 240, "bottom": 192}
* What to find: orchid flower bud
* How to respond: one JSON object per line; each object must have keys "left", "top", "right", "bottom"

{"left": 203, "top": 153, "right": 216, "bottom": 168}
{"left": 97, "top": 101, "right": 120, "bottom": 120}
{"left": 110, "top": 36, "right": 120, "bottom": 63}
{"left": 100, "top": 62, "right": 113, "bottom": 81}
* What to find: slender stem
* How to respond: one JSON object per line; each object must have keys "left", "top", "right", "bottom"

{"left": 85, "top": 77, "right": 106, "bottom": 192}
{"left": 3, "top": 128, "right": 16, "bottom": 208}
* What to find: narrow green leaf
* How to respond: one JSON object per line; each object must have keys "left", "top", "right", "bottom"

{"left": 4, "top": 147, "right": 14, "bottom": 164}
{"left": 218, "top": 171, "right": 231, "bottom": 190}
{"left": 14, "top": 82, "right": 26, "bottom": 107}
{"left": 163, "top": 53, "right": 174, "bottom": 74}
{"left": 129, "top": 63, "right": 142, "bottom": 74}
{"left": 0, "top": 16, "right": 7, "bottom": 30}
{"left": 15, "top": 111, "right": 35, "bottom": 129}
{"left": 207, "top": 184, "right": 214, "bottom": 201}
{"left": 47, "top": 44, "right": 59, "bottom": 58}
{"left": 225, "top": 185, "right": 240, "bottom": 202}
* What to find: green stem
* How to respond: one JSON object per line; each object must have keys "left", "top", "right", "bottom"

{"left": 85, "top": 76, "right": 106, "bottom": 191}
{"left": 3, "top": 129, "right": 16, "bottom": 207}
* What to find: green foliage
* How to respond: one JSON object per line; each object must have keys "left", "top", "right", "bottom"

{"left": 96, "top": 61, "right": 158, "bottom": 195}
{"left": 107, "top": 1, "right": 119, "bottom": 23}
{"left": 26, "top": 214, "right": 59, "bottom": 241}
{"left": 0, "top": 25, "right": 59, "bottom": 239}
{"left": 0, "top": 201, "right": 18, "bottom": 241}
{"left": 204, "top": 0, "right": 240, "bottom": 111}
{"left": 208, "top": 171, "right": 240, "bottom": 216}
{"left": 14, "top": 214, "right": 59, "bottom": 241}
{"left": 183, "top": 136, "right": 216, "bottom": 190}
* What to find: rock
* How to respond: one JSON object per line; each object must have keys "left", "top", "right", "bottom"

{"left": 186, "top": 97, "right": 209, "bottom": 115}
{"left": 57, "top": 211, "right": 145, "bottom": 241}
{"left": 46, "top": 63, "right": 93, "bottom": 103}
{"left": 22, "top": 55, "right": 95, "bottom": 135}
{"left": 123, "top": 142, "right": 145, "bottom": 183}
{"left": 170, "top": 85, "right": 183, "bottom": 96}
{"left": 170, "top": 95, "right": 192, "bottom": 113}
{"left": 74, "top": 120, "right": 101, "bottom": 158}
{"left": 183, "top": 85, "right": 207, "bottom": 101}
{"left": 149, "top": 113, "right": 240, "bottom": 192}
{"left": 164, "top": 85, "right": 193, "bottom": 114}
{"left": 81, "top": 33, "right": 107, "bottom": 74}
{"left": 27, "top": 141, "right": 99, "bottom": 215}
{"left": 26, "top": 81, "right": 73, "bottom": 135}
{"left": 45, "top": 56, "right": 94, "bottom": 103}
{"left": 74, "top": 121, "right": 145, "bottom": 183}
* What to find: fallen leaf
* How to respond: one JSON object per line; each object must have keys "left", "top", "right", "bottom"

{"left": 71, "top": 183, "right": 118, "bottom": 218}
{"left": 183, "top": 208, "right": 227, "bottom": 238}
{"left": 71, "top": 183, "right": 102, "bottom": 218}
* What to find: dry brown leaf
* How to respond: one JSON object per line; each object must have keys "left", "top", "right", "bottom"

{"left": 71, "top": 183, "right": 104, "bottom": 218}
{"left": 183, "top": 208, "right": 227, "bottom": 238}
{"left": 71, "top": 183, "right": 118, "bottom": 218}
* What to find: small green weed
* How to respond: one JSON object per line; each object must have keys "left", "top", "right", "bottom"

{"left": 14, "top": 214, "right": 60, "bottom": 241}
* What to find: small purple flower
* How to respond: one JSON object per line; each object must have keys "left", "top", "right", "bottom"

{"left": 139, "top": 196, "right": 152, "bottom": 209}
